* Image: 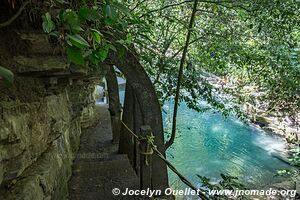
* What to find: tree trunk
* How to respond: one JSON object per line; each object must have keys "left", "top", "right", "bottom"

{"left": 106, "top": 65, "right": 122, "bottom": 144}
{"left": 108, "top": 50, "right": 169, "bottom": 193}
{"left": 165, "top": 0, "right": 199, "bottom": 150}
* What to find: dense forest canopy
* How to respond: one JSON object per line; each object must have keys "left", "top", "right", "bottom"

{"left": 1, "top": 0, "right": 300, "bottom": 118}
{"left": 124, "top": 0, "right": 300, "bottom": 117}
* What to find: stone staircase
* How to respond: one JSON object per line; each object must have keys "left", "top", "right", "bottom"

{"left": 68, "top": 105, "right": 142, "bottom": 200}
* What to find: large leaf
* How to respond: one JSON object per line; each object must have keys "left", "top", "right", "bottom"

{"left": 67, "top": 34, "right": 90, "bottom": 49}
{"left": 79, "top": 7, "right": 101, "bottom": 21}
{"left": 66, "top": 47, "right": 84, "bottom": 65}
{"left": 0, "top": 66, "right": 14, "bottom": 85}
{"left": 105, "top": 5, "right": 117, "bottom": 21}
{"left": 64, "top": 10, "right": 83, "bottom": 32}
{"left": 42, "top": 13, "right": 55, "bottom": 33}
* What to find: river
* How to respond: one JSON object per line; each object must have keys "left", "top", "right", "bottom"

{"left": 162, "top": 101, "right": 294, "bottom": 195}
{"left": 117, "top": 85, "right": 294, "bottom": 198}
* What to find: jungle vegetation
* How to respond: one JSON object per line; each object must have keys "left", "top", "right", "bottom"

{"left": 1, "top": 0, "right": 299, "bottom": 139}
{"left": 1, "top": 0, "right": 299, "bottom": 160}
{"left": 1, "top": 0, "right": 299, "bottom": 198}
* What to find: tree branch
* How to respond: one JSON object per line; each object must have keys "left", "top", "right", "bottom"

{"left": 130, "top": 0, "right": 148, "bottom": 12}
{"left": 0, "top": 1, "right": 30, "bottom": 28}
{"left": 139, "top": 0, "right": 193, "bottom": 18}
{"left": 165, "top": 0, "right": 199, "bottom": 149}
{"left": 139, "top": 0, "right": 250, "bottom": 19}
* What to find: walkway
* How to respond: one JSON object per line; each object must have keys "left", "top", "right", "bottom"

{"left": 68, "top": 105, "right": 140, "bottom": 200}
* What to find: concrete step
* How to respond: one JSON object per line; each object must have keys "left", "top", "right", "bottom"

{"left": 68, "top": 105, "right": 141, "bottom": 200}
{"left": 69, "top": 153, "right": 139, "bottom": 199}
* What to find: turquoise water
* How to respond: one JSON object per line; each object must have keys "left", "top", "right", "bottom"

{"left": 118, "top": 87, "right": 293, "bottom": 194}
{"left": 162, "top": 102, "right": 293, "bottom": 191}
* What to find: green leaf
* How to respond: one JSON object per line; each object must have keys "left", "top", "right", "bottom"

{"left": 97, "top": 48, "right": 109, "bottom": 62}
{"left": 83, "top": 49, "right": 93, "bottom": 58}
{"left": 42, "top": 12, "right": 55, "bottom": 33}
{"left": 126, "top": 33, "right": 132, "bottom": 44}
{"left": 66, "top": 47, "right": 84, "bottom": 65}
{"left": 105, "top": 5, "right": 117, "bottom": 21}
{"left": 67, "top": 34, "right": 90, "bottom": 49}
{"left": 0, "top": 66, "right": 14, "bottom": 85}
{"left": 105, "top": 18, "right": 114, "bottom": 25}
{"left": 90, "top": 29, "right": 101, "bottom": 44}
{"left": 64, "top": 10, "right": 83, "bottom": 32}
{"left": 89, "top": 51, "right": 100, "bottom": 64}
{"left": 49, "top": 31, "right": 60, "bottom": 37}
{"left": 79, "top": 7, "right": 101, "bottom": 21}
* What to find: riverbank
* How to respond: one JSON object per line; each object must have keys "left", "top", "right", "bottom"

{"left": 200, "top": 73, "right": 300, "bottom": 198}
{"left": 203, "top": 73, "right": 300, "bottom": 145}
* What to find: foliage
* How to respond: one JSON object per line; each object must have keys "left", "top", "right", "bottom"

{"left": 41, "top": 0, "right": 132, "bottom": 66}
{"left": 285, "top": 147, "right": 300, "bottom": 166}
{"left": 0, "top": 66, "right": 14, "bottom": 86}
{"left": 42, "top": 12, "right": 55, "bottom": 33}
{"left": 276, "top": 168, "right": 299, "bottom": 178}
{"left": 276, "top": 147, "right": 300, "bottom": 184}
{"left": 40, "top": 0, "right": 300, "bottom": 129}
{"left": 121, "top": 0, "right": 300, "bottom": 119}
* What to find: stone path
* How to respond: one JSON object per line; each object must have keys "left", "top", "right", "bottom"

{"left": 68, "top": 105, "right": 141, "bottom": 200}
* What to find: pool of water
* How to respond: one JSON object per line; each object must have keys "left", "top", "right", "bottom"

{"left": 118, "top": 85, "right": 294, "bottom": 197}
{"left": 162, "top": 102, "right": 293, "bottom": 193}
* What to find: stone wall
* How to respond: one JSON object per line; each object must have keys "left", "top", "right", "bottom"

{"left": 0, "top": 31, "right": 106, "bottom": 199}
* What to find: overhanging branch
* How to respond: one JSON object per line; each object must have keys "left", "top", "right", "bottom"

{"left": 139, "top": 0, "right": 251, "bottom": 19}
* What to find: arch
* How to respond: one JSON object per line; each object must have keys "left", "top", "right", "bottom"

{"left": 107, "top": 50, "right": 169, "bottom": 192}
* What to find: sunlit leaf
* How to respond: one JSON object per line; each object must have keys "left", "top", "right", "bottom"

{"left": 90, "top": 29, "right": 101, "bottom": 44}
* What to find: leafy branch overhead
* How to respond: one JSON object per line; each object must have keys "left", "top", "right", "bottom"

{"left": 42, "top": 0, "right": 132, "bottom": 65}
{"left": 123, "top": 0, "right": 300, "bottom": 118}
{"left": 40, "top": 0, "right": 300, "bottom": 119}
